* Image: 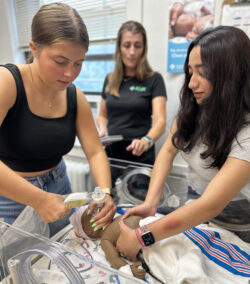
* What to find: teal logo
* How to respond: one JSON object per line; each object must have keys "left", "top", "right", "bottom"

{"left": 129, "top": 86, "right": 147, "bottom": 92}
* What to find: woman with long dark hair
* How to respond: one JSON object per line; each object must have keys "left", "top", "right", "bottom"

{"left": 116, "top": 26, "right": 250, "bottom": 259}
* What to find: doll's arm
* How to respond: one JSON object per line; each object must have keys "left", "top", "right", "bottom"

{"left": 101, "top": 239, "right": 146, "bottom": 279}
{"left": 101, "top": 239, "right": 127, "bottom": 269}
{"left": 130, "top": 262, "right": 146, "bottom": 279}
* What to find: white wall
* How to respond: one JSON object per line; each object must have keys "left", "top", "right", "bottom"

{"left": 127, "top": 0, "right": 224, "bottom": 174}
{"left": 0, "top": 0, "right": 25, "bottom": 64}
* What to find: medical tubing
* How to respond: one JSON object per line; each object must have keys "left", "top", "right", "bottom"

{"left": 136, "top": 249, "right": 165, "bottom": 284}
{"left": 16, "top": 243, "right": 84, "bottom": 283}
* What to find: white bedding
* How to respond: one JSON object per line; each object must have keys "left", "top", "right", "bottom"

{"left": 141, "top": 216, "right": 250, "bottom": 284}
{"left": 47, "top": 230, "right": 143, "bottom": 283}
{"left": 35, "top": 216, "right": 250, "bottom": 284}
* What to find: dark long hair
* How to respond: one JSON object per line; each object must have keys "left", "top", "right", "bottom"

{"left": 172, "top": 26, "right": 250, "bottom": 169}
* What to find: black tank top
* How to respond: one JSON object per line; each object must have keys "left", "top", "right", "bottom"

{"left": 0, "top": 64, "right": 77, "bottom": 172}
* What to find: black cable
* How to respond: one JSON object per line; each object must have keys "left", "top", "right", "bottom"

{"left": 136, "top": 249, "right": 165, "bottom": 284}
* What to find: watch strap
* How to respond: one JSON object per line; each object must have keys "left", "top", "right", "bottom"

{"left": 135, "top": 228, "right": 145, "bottom": 247}
{"left": 101, "top": 188, "right": 111, "bottom": 195}
{"left": 140, "top": 224, "right": 149, "bottom": 234}
{"left": 142, "top": 135, "right": 154, "bottom": 148}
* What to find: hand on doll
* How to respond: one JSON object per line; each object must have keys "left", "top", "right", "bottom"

{"left": 70, "top": 207, "right": 146, "bottom": 279}
{"left": 116, "top": 218, "right": 142, "bottom": 262}
{"left": 87, "top": 193, "right": 116, "bottom": 229}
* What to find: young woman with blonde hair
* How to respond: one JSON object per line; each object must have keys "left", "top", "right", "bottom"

{"left": 97, "top": 21, "right": 167, "bottom": 177}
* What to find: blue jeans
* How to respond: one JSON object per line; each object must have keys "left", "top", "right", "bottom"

{"left": 0, "top": 159, "right": 72, "bottom": 237}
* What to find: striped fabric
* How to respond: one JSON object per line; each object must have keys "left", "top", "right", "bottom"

{"left": 184, "top": 227, "right": 250, "bottom": 278}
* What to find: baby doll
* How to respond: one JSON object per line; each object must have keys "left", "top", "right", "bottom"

{"left": 70, "top": 206, "right": 146, "bottom": 279}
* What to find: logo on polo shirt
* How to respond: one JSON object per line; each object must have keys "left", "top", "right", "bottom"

{"left": 129, "top": 86, "right": 147, "bottom": 92}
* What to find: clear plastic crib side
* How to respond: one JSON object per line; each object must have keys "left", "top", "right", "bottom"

{"left": 0, "top": 220, "right": 144, "bottom": 284}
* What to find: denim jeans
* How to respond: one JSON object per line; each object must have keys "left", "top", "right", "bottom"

{"left": 0, "top": 159, "right": 72, "bottom": 237}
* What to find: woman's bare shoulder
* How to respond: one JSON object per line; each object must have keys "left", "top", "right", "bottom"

{"left": 0, "top": 65, "right": 17, "bottom": 110}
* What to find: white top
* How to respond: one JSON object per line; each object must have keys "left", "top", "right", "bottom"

{"left": 181, "top": 122, "right": 250, "bottom": 201}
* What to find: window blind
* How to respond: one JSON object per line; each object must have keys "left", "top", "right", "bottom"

{"left": 14, "top": 0, "right": 126, "bottom": 50}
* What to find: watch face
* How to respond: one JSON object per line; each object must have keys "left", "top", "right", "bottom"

{"left": 141, "top": 232, "right": 155, "bottom": 246}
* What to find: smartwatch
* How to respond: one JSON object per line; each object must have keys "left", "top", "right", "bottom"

{"left": 142, "top": 135, "right": 154, "bottom": 148}
{"left": 140, "top": 225, "right": 155, "bottom": 247}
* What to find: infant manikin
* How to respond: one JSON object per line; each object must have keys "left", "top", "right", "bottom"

{"left": 70, "top": 206, "right": 146, "bottom": 279}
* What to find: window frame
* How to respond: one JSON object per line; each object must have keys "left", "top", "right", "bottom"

{"left": 14, "top": 0, "right": 126, "bottom": 94}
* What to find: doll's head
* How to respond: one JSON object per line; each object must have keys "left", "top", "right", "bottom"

{"left": 69, "top": 205, "right": 102, "bottom": 239}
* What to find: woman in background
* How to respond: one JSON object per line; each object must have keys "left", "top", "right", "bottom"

{"left": 116, "top": 26, "right": 250, "bottom": 260}
{"left": 0, "top": 3, "right": 115, "bottom": 236}
{"left": 97, "top": 21, "right": 167, "bottom": 169}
